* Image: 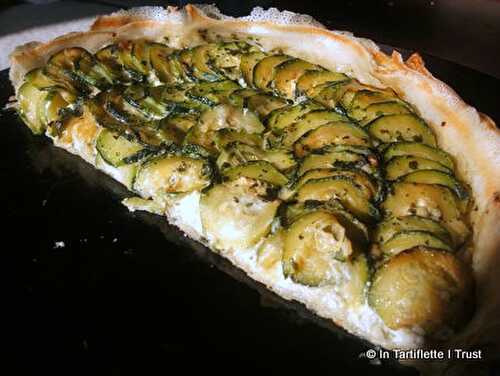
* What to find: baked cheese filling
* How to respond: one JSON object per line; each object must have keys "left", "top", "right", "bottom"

{"left": 15, "top": 39, "right": 475, "bottom": 348}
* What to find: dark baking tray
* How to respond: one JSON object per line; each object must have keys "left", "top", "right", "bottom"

{"left": 2, "top": 47, "right": 498, "bottom": 375}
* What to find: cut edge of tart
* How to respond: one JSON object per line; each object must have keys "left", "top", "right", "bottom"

{"left": 8, "top": 4, "right": 500, "bottom": 372}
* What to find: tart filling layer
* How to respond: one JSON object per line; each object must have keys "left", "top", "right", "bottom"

{"left": 14, "top": 37, "right": 475, "bottom": 349}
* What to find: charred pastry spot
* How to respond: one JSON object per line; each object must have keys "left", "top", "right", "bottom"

{"left": 493, "top": 192, "right": 500, "bottom": 203}
{"left": 198, "top": 29, "right": 208, "bottom": 41}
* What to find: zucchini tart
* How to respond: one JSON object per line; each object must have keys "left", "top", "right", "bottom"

{"left": 9, "top": 4, "right": 500, "bottom": 372}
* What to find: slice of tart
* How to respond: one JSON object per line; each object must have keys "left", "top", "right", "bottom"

{"left": 9, "top": 4, "right": 500, "bottom": 373}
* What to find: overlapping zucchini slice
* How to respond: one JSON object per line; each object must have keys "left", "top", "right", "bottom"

{"left": 16, "top": 39, "right": 474, "bottom": 334}
{"left": 134, "top": 147, "right": 212, "bottom": 198}
{"left": 368, "top": 247, "right": 473, "bottom": 334}
{"left": 18, "top": 68, "right": 77, "bottom": 134}
{"left": 200, "top": 176, "right": 280, "bottom": 250}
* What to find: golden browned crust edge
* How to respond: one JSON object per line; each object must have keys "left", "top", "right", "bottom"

{"left": 8, "top": 4, "right": 500, "bottom": 370}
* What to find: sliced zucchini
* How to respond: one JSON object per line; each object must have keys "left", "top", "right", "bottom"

{"left": 118, "top": 40, "right": 149, "bottom": 76}
{"left": 253, "top": 55, "right": 292, "bottom": 91}
{"left": 293, "top": 121, "right": 371, "bottom": 157}
{"left": 96, "top": 43, "right": 146, "bottom": 83}
{"left": 383, "top": 142, "right": 454, "bottom": 170}
{"left": 298, "top": 146, "right": 379, "bottom": 177}
{"left": 76, "top": 50, "right": 115, "bottom": 89}
{"left": 134, "top": 121, "right": 185, "bottom": 148}
{"left": 197, "top": 103, "right": 264, "bottom": 134}
{"left": 214, "top": 128, "right": 263, "bottom": 150}
{"left": 168, "top": 49, "right": 196, "bottom": 82}
{"left": 216, "top": 143, "right": 296, "bottom": 171}
{"left": 44, "top": 47, "right": 95, "bottom": 92}
{"left": 368, "top": 247, "right": 474, "bottom": 334}
{"left": 367, "top": 114, "right": 437, "bottom": 146}
{"left": 262, "top": 148, "right": 297, "bottom": 171}
{"left": 345, "top": 253, "right": 371, "bottom": 306}
{"left": 257, "top": 231, "right": 284, "bottom": 270}
{"left": 24, "top": 68, "right": 56, "bottom": 89}
{"left": 296, "top": 70, "right": 348, "bottom": 96}
{"left": 95, "top": 44, "right": 127, "bottom": 82}
{"left": 313, "top": 80, "right": 360, "bottom": 108}
{"left": 190, "top": 44, "right": 222, "bottom": 81}
{"left": 177, "top": 48, "right": 196, "bottom": 79}
{"left": 240, "top": 51, "right": 267, "bottom": 86}
{"left": 279, "top": 110, "right": 348, "bottom": 147}
{"left": 281, "top": 200, "right": 370, "bottom": 247}
{"left": 133, "top": 152, "right": 212, "bottom": 198}
{"left": 231, "top": 88, "right": 259, "bottom": 99}
{"left": 360, "top": 101, "right": 411, "bottom": 126}
{"left": 91, "top": 93, "right": 169, "bottom": 149}
{"left": 208, "top": 41, "right": 258, "bottom": 80}
{"left": 187, "top": 80, "right": 240, "bottom": 105}
{"left": 384, "top": 155, "right": 452, "bottom": 181}
{"left": 245, "top": 94, "right": 289, "bottom": 118}
{"left": 347, "top": 90, "right": 400, "bottom": 121}
{"left": 131, "top": 40, "right": 156, "bottom": 73}
{"left": 374, "top": 216, "right": 453, "bottom": 245}
{"left": 17, "top": 82, "right": 49, "bottom": 134}
{"left": 282, "top": 211, "right": 357, "bottom": 286}
{"left": 292, "top": 168, "right": 381, "bottom": 202}
{"left": 267, "top": 101, "right": 322, "bottom": 134}
{"left": 223, "top": 161, "right": 288, "bottom": 187}
{"left": 40, "top": 87, "right": 75, "bottom": 127}
{"left": 96, "top": 129, "right": 145, "bottom": 167}
{"left": 227, "top": 88, "right": 255, "bottom": 108}
{"left": 379, "top": 230, "right": 452, "bottom": 257}
{"left": 184, "top": 104, "right": 263, "bottom": 153}
{"left": 160, "top": 113, "right": 198, "bottom": 133}
{"left": 340, "top": 85, "right": 395, "bottom": 110}
{"left": 398, "top": 170, "right": 468, "bottom": 201}
{"left": 295, "top": 176, "right": 380, "bottom": 223}
{"left": 123, "top": 85, "right": 171, "bottom": 120}
{"left": 183, "top": 126, "right": 217, "bottom": 153}
{"left": 154, "top": 119, "right": 186, "bottom": 146}
{"left": 149, "top": 44, "right": 181, "bottom": 84}
{"left": 200, "top": 177, "right": 280, "bottom": 250}
{"left": 103, "top": 87, "right": 151, "bottom": 124}
{"left": 95, "top": 153, "right": 138, "bottom": 190}
{"left": 155, "top": 84, "right": 209, "bottom": 112}
{"left": 272, "top": 59, "right": 320, "bottom": 98}
{"left": 382, "top": 182, "right": 469, "bottom": 245}
{"left": 88, "top": 94, "right": 127, "bottom": 135}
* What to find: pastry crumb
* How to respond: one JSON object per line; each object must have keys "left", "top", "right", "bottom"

{"left": 53, "top": 241, "right": 65, "bottom": 249}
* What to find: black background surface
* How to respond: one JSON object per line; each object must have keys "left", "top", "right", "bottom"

{"left": 2, "top": 2, "right": 500, "bottom": 375}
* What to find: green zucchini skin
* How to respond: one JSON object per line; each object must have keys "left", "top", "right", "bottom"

{"left": 294, "top": 176, "right": 381, "bottom": 223}
{"left": 223, "top": 160, "right": 288, "bottom": 187}
{"left": 398, "top": 169, "right": 469, "bottom": 201}
{"left": 16, "top": 38, "right": 474, "bottom": 319}
{"left": 378, "top": 230, "right": 453, "bottom": 257}
{"left": 384, "top": 155, "right": 452, "bottom": 181}
{"left": 96, "top": 128, "right": 147, "bottom": 167}
{"left": 374, "top": 216, "right": 453, "bottom": 245}
{"left": 366, "top": 114, "right": 437, "bottom": 147}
